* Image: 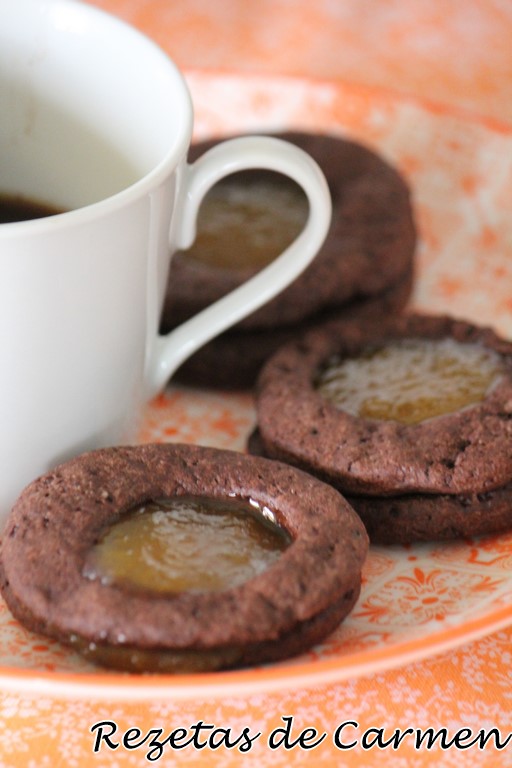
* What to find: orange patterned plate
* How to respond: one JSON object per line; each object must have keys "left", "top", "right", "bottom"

{"left": 1, "top": 72, "right": 512, "bottom": 702}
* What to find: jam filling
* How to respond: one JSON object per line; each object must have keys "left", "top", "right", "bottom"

{"left": 83, "top": 495, "right": 291, "bottom": 594}
{"left": 316, "top": 337, "right": 505, "bottom": 425}
{"left": 186, "top": 174, "right": 308, "bottom": 270}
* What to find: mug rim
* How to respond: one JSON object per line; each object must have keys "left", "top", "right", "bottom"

{"left": 0, "top": 0, "right": 194, "bottom": 236}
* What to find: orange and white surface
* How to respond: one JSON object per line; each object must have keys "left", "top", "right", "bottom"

{"left": 2, "top": 2, "right": 512, "bottom": 766}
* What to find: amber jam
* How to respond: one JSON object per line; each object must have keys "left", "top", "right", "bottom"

{"left": 186, "top": 173, "right": 308, "bottom": 270}
{"left": 316, "top": 337, "right": 505, "bottom": 425}
{"left": 83, "top": 495, "right": 291, "bottom": 594}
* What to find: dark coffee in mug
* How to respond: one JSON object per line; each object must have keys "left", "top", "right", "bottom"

{"left": 0, "top": 194, "right": 64, "bottom": 224}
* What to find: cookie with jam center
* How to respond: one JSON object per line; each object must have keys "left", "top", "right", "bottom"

{"left": 254, "top": 313, "right": 512, "bottom": 498}
{"left": 0, "top": 443, "right": 368, "bottom": 672}
{"left": 162, "top": 131, "right": 416, "bottom": 332}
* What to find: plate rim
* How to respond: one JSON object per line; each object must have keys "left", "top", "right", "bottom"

{"left": 0, "top": 600, "right": 511, "bottom": 701}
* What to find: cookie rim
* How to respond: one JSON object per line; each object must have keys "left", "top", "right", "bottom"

{"left": 348, "top": 480, "right": 512, "bottom": 544}
{"left": 248, "top": 427, "right": 512, "bottom": 544}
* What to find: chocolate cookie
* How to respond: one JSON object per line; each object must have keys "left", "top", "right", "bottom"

{"left": 162, "top": 131, "right": 417, "bottom": 332}
{"left": 170, "top": 263, "right": 413, "bottom": 390}
{"left": 248, "top": 428, "right": 512, "bottom": 544}
{"left": 347, "top": 482, "right": 512, "bottom": 544}
{"left": 0, "top": 443, "right": 368, "bottom": 672}
{"left": 254, "top": 313, "right": 512, "bottom": 497}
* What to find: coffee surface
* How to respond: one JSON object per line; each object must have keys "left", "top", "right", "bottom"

{"left": 316, "top": 337, "right": 505, "bottom": 424}
{"left": 84, "top": 495, "right": 291, "bottom": 593}
{"left": 0, "top": 194, "right": 64, "bottom": 223}
{"left": 187, "top": 175, "right": 308, "bottom": 270}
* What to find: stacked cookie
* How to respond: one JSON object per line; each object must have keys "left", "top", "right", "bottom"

{"left": 160, "top": 132, "right": 417, "bottom": 389}
{"left": 250, "top": 313, "right": 512, "bottom": 544}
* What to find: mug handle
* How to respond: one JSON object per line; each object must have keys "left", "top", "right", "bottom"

{"left": 146, "top": 135, "right": 332, "bottom": 396}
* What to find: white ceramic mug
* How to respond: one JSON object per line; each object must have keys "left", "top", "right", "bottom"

{"left": 0, "top": 0, "right": 331, "bottom": 519}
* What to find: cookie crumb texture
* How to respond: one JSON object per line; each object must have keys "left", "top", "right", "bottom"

{"left": 0, "top": 443, "right": 368, "bottom": 673}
